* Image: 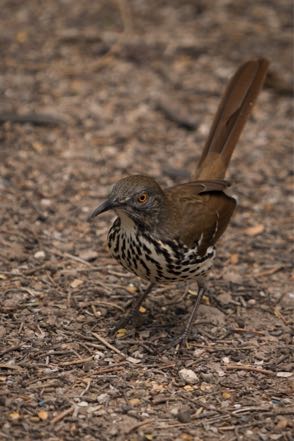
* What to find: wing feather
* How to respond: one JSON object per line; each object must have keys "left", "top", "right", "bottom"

{"left": 163, "top": 182, "right": 236, "bottom": 254}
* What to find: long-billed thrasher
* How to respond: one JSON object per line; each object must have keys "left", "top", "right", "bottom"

{"left": 88, "top": 58, "right": 269, "bottom": 347}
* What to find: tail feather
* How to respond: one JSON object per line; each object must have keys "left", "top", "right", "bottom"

{"left": 195, "top": 58, "right": 269, "bottom": 180}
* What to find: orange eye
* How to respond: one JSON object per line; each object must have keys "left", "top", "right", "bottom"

{"left": 137, "top": 192, "right": 148, "bottom": 204}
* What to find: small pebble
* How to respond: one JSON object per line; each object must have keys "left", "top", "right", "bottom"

{"left": 77, "top": 401, "right": 88, "bottom": 407}
{"left": 193, "top": 348, "right": 205, "bottom": 357}
{"left": 40, "top": 198, "right": 51, "bottom": 207}
{"left": 276, "top": 372, "right": 292, "bottom": 378}
{"left": 94, "top": 351, "right": 105, "bottom": 360}
{"left": 179, "top": 368, "right": 199, "bottom": 385}
{"left": 34, "top": 250, "right": 46, "bottom": 260}
{"left": 97, "top": 393, "right": 109, "bottom": 404}
{"left": 176, "top": 406, "right": 192, "bottom": 423}
{"left": 170, "top": 407, "right": 180, "bottom": 417}
{"left": 218, "top": 292, "right": 233, "bottom": 305}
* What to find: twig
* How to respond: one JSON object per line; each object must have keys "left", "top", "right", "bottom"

{"left": 0, "top": 271, "right": 21, "bottom": 276}
{"left": 94, "top": 363, "right": 127, "bottom": 375}
{"left": 126, "top": 419, "right": 153, "bottom": 435}
{"left": 0, "top": 345, "right": 22, "bottom": 357}
{"left": 0, "top": 363, "right": 22, "bottom": 371}
{"left": 219, "top": 421, "right": 265, "bottom": 431}
{"left": 91, "top": 334, "right": 141, "bottom": 363}
{"left": 51, "top": 406, "right": 74, "bottom": 425}
{"left": 229, "top": 328, "right": 266, "bottom": 336}
{"left": 62, "top": 265, "right": 110, "bottom": 274}
{"left": 256, "top": 265, "right": 284, "bottom": 278}
{"left": 274, "top": 292, "right": 288, "bottom": 306}
{"left": 59, "top": 356, "right": 93, "bottom": 367}
{"left": 52, "top": 249, "right": 94, "bottom": 266}
{"left": 80, "top": 379, "right": 92, "bottom": 397}
{"left": 156, "top": 422, "right": 190, "bottom": 429}
{"left": 3, "top": 287, "right": 37, "bottom": 296}
{"left": 226, "top": 364, "right": 274, "bottom": 376}
{"left": 264, "top": 410, "right": 294, "bottom": 417}
{"left": 23, "top": 264, "right": 59, "bottom": 275}
{"left": 28, "top": 380, "right": 60, "bottom": 390}
{"left": 107, "top": 270, "right": 132, "bottom": 278}
{"left": 232, "top": 405, "right": 272, "bottom": 415}
{"left": 190, "top": 344, "right": 256, "bottom": 354}
{"left": 192, "top": 411, "right": 220, "bottom": 420}
{"left": 92, "top": 332, "right": 127, "bottom": 359}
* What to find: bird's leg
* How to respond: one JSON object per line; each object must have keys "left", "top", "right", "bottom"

{"left": 174, "top": 277, "right": 206, "bottom": 351}
{"left": 110, "top": 282, "right": 155, "bottom": 334}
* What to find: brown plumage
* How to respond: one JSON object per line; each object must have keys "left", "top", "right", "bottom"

{"left": 88, "top": 58, "right": 269, "bottom": 347}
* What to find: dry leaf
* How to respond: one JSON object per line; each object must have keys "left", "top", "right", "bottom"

{"left": 126, "top": 356, "right": 141, "bottom": 364}
{"left": 38, "top": 409, "right": 48, "bottom": 420}
{"left": 276, "top": 416, "right": 289, "bottom": 429}
{"left": 78, "top": 250, "right": 98, "bottom": 261}
{"left": 151, "top": 383, "right": 165, "bottom": 392}
{"left": 274, "top": 305, "right": 282, "bottom": 318}
{"left": 129, "top": 398, "right": 140, "bottom": 406}
{"left": 70, "top": 279, "right": 84, "bottom": 288}
{"left": 200, "top": 383, "right": 213, "bottom": 392}
{"left": 222, "top": 391, "right": 232, "bottom": 399}
{"left": 127, "top": 284, "right": 137, "bottom": 294}
{"left": 202, "top": 295, "right": 211, "bottom": 305}
{"left": 32, "top": 142, "right": 44, "bottom": 153}
{"left": 9, "top": 411, "right": 20, "bottom": 421}
{"left": 180, "top": 434, "right": 193, "bottom": 441}
{"left": 230, "top": 253, "right": 239, "bottom": 264}
{"left": 245, "top": 224, "right": 265, "bottom": 236}
{"left": 183, "top": 385, "right": 194, "bottom": 392}
{"left": 116, "top": 328, "right": 127, "bottom": 338}
{"left": 16, "top": 31, "right": 28, "bottom": 43}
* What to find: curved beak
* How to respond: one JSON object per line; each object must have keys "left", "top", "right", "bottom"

{"left": 87, "top": 199, "right": 116, "bottom": 221}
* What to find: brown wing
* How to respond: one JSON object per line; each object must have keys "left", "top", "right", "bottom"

{"left": 162, "top": 181, "right": 236, "bottom": 255}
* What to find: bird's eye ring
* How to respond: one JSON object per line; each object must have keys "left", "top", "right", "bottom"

{"left": 137, "top": 192, "right": 148, "bottom": 204}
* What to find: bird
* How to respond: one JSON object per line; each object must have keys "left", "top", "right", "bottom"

{"left": 88, "top": 58, "right": 269, "bottom": 348}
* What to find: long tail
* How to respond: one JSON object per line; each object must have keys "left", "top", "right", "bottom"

{"left": 195, "top": 58, "right": 269, "bottom": 180}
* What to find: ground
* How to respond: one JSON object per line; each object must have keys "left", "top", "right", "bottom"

{"left": 0, "top": 1, "right": 293, "bottom": 440}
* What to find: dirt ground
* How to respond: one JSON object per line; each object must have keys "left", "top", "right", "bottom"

{"left": 0, "top": 1, "right": 293, "bottom": 440}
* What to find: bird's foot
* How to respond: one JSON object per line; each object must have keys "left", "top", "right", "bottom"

{"left": 172, "top": 332, "right": 190, "bottom": 354}
{"left": 109, "top": 282, "right": 155, "bottom": 336}
{"left": 109, "top": 310, "right": 140, "bottom": 336}
{"left": 168, "top": 330, "right": 189, "bottom": 354}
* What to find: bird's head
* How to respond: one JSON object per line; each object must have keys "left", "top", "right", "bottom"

{"left": 88, "top": 175, "right": 166, "bottom": 228}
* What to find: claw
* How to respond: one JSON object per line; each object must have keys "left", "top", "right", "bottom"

{"left": 109, "top": 283, "right": 155, "bottom": 336}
